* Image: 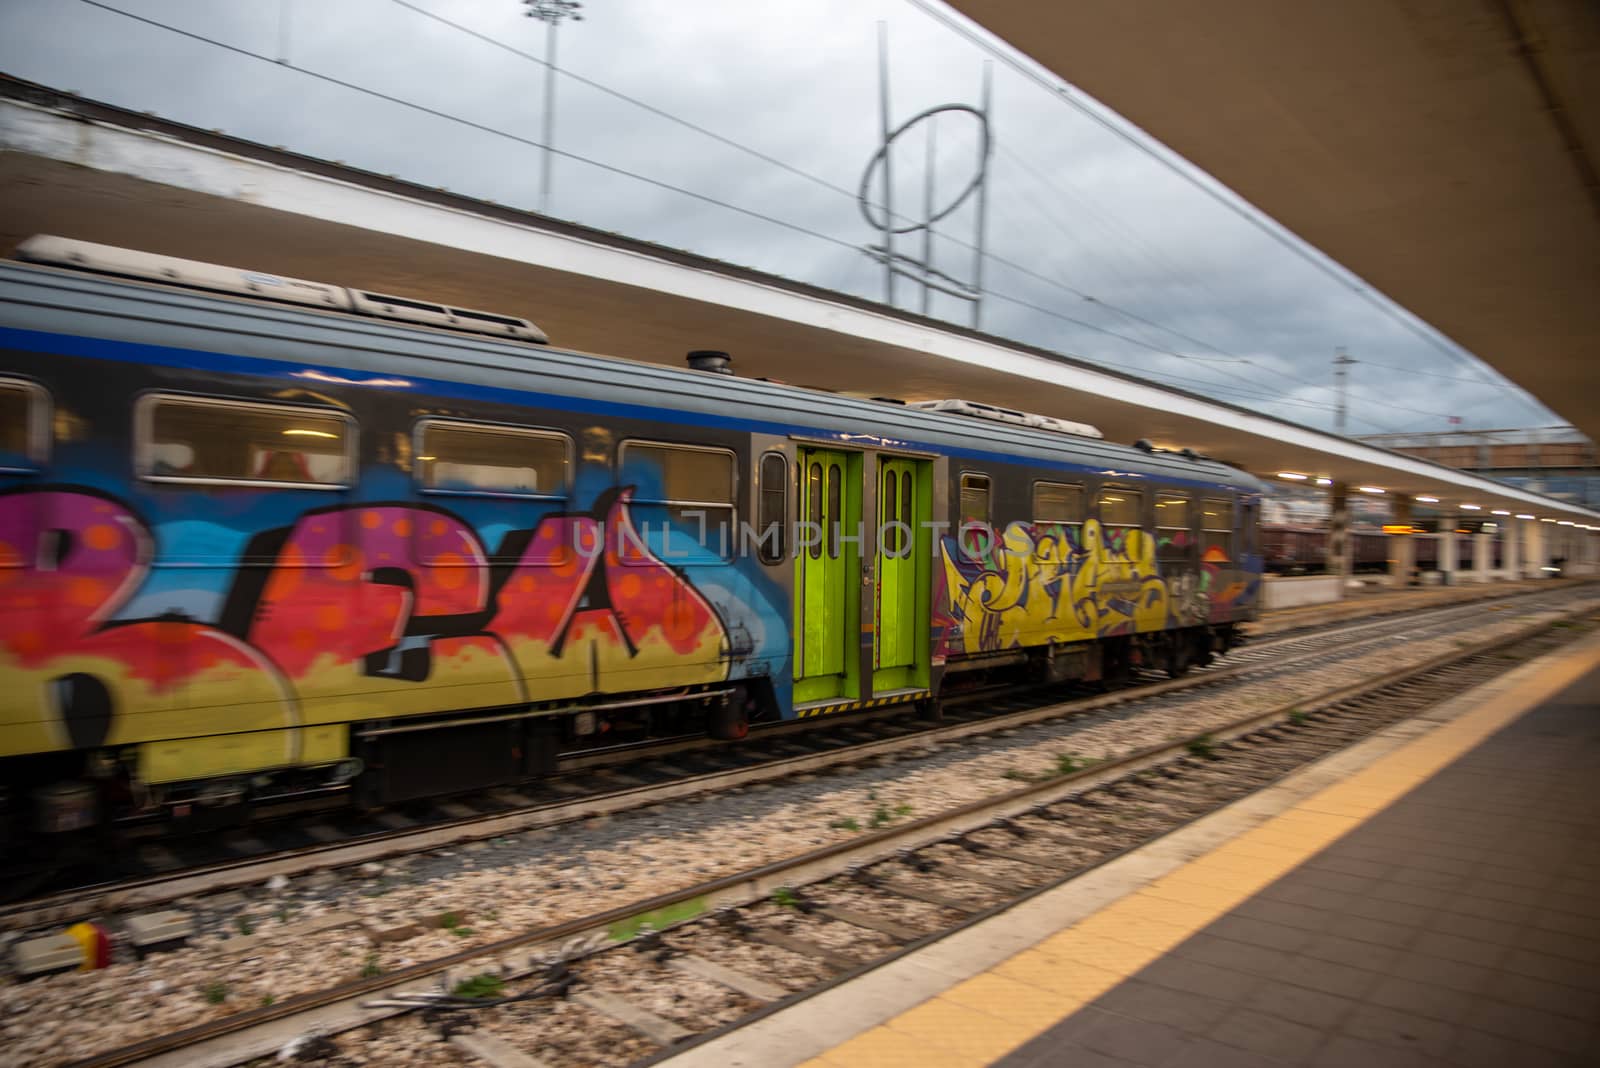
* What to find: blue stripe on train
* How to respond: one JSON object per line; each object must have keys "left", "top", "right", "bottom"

{"left": 0, "top": 326, "right": 1252, "bottom": 495}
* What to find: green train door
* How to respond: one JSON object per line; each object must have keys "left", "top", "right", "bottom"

{"left": 794, "top": 448, "right": 855, "bottom": 703}
{"left": 873, "top": 457, "right": 930, "bottom": 693}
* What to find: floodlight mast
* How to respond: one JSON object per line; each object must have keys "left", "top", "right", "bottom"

{"left": 1333, "top": 347, "right": 1357, "bottom": 435}
{"left": 523, "top": 0, "right": 584, "bottom": 216}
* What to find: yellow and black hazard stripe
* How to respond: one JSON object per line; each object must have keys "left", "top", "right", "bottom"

{"left": 795, "top": 690, "right": 932, "bottom": 719}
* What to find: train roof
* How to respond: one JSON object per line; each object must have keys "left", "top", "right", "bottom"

{"left": 0, "top": 256, "right": 1262, "bottom": 495}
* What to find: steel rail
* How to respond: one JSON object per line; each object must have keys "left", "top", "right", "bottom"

{"left": 9, "top": 584, "right": 1591, "bottom": 932}
{"left": 65, "top": 603, "right": 1596, "bottom": 1068}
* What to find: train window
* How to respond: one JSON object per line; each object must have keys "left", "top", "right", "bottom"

{"left": 757, "top": 452, "right": 787, "bottom": 564}
{"left": 900, "top": 467, "right": 913, "bottom": 554}
{"left": 1202, "top": 497, "right": 1235, "bottom": 561}
{"left": 807, "top": 460, "right": 823, "bottom": 560}
{"left": 0, "top": 379, "right": 48, "bottom": 471}
{"left": 416, "top": 420, "right": 569, "bottom": 498}
{"left": 959, "top": 473, "right": 991, "bottom": 558}
{"left": 826, "top": 461, "right": 842, "bottom": 559}
{"left": 884, "top": 469, "right": 900, "bottom": 553}
{"left": 136, "top": 394, "right": 352, "bottom": 488}
{"left": 1098, "top": 486, "right": 1142, "bottom": 530}
{"left": 620, "top": 441, "right": 737, "bottom": 558}
{"left": 1155, "top": 493, "right": 1192, "bottom": 568}
{"left": 960, "top": 473, "right": 990, "bottom": 526}
{"left": 1032, "top": 481, "right": 1083, "bottom": 528}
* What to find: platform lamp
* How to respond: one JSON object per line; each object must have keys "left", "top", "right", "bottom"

{"left": 523, "top": 0, "right": 584, "bottom": 216}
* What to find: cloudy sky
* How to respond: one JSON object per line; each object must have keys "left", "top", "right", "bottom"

{"left": 0, "top": 0, "right": 1563, "bottom": 437}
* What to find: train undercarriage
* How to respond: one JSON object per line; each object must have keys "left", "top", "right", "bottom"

{"left": 1, "top": 625, "right": 1243, "bottom": 850}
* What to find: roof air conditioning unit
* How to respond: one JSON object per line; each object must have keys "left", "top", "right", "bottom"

{"left": 907, "top": 398, "right": 1103, "bottom": 440}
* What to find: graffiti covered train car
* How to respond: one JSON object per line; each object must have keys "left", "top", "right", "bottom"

{"left": 0, "top": 238, "right": 1263, "bottom": 832}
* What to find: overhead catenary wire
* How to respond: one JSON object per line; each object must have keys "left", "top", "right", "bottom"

{"left": 72, "top": 0, "right": 1311, "bottom": 400}
{"left": 995, "top": 143, "right": 1252, "bottom": 364}
{"left": 992, "top": 148, "right": 1497, "bottom": 423}
{"left": 380, "top": 0, "right": 1433, "bottom": 421}
{"left": 73, "top": 0, "right": 875, "bottom": 259}
{"left": 1355, "top": 359, "right": 1516, "bottom": 388}
{"left": 980, "top": 284, "right": 1408, "bottom": 433}
{"left": 899, "top": 0, "right": 1520, "bottom": 395}
{"left": 382, "top": 1, "right": 1291, "bottom": 369}
{"left": 998, "top": 143, "right": 1250, "bottom": 334}
{"left": 67, "top": 0, "right": 1482, "bottom": 435}
{"left": 299, "top": 1, "right": 1501, "bottom": 427}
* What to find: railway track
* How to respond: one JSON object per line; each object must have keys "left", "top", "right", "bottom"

{"left": 4, "top": 582, "right": 1591, "bottom": 932}
{"left": 48, "top": 601, "right": 1599, "bottom": 1068}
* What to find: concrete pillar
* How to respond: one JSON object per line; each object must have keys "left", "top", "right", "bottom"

{"left": 1390, "top": 497, "right": 1415, "bottom": 587}
{"left": 1500, "top": 517, "right": 1519, "bottom": 581}
{"left": 1439, "top": 522, "right": 1458, "bottom": 583}
{"left": 1472, "top": 531, "right": 1491, "bottom": 582}
{"left": 1522, "top": 518, "right": 1543, "bottom": 578}
{"left": 1327, "top": 482, "right": 1352, "bottom": 593}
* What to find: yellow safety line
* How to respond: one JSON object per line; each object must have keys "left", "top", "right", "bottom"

{"left": 803, "top": 634, "right": 1600, "bottom": 1068}
{"left": 797, "top": 692, "right": 931, "bottom": 718}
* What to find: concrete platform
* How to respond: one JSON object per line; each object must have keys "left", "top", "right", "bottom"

{"left": 1250, "top": 578, "right": 1580, "bottom": 638}
{"left": 663, "top": 627, "right": 1600, "bottom": 1068}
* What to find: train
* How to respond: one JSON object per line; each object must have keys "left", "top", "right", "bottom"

{"left": 0, "top": 237, "right": 1263, "bottom": 837}
{"left": 1261, "top": 525, "right": 1498, "bottom": 577}
{"left": 1259, "top": 524, "right": 1393, "bottom": 575}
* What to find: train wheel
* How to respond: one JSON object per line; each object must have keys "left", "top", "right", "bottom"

{"left": 707, "top": 691, "right": 750, "bottom": 741}
{"left": 1102, "top": 637, "right": 1132, "bottom": 688}
{"left": 1165, "top": 638, "right": 1192, "bottom": 679}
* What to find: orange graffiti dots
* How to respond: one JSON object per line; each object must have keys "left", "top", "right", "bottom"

{"left": 326, "top": 545, "right": 363, "bottom": 582}
{"left": 516, "top": 575, "right": 536, "bottom": 594}
{"left": 545, "top": 599, "right": 565, "bottom": 623}
{"left": 361, "top": 511, "right": 383, "bottom": 529}
{"left": 617, "top": 573, "right": 642, "bottom": 600}
{"left": 663, "top": 599, "right": 698, "bottom": 641}
{"left": 316, "top": 603, "right": 347, "bottom": 631}
{"left": 430, "top": 519, "right": 447, "bottom": 537}
{"left": 392, "top": 518, "right": 412, "bottom": 537}
{"left": 552, "top": 553, "right": 580, "bottom": 578}
{"left": 84, "top": 523, "right": 119, "bottom": 551}
{"left": 291, "top": 629, "right": 317, "bottom": 653}
{"left": 268, "top": 544, "right": 305, "bottom": 598}
{"left": 432, "top": 552, "right": 468, "bottom": 589}
{"left": 68, "top": 577, "right": 107, "bottom": 608}
{"left": 11, "top": 630, "right": 44, "bottom": 656}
